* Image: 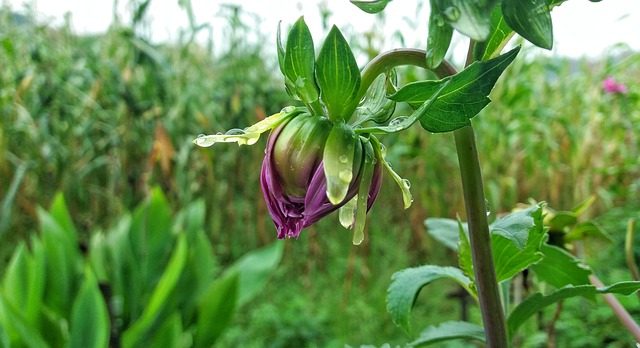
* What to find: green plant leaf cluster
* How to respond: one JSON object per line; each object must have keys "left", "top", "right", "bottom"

{"left": 388, "top": 203, "right": 640, "bottom": 344}
{"left": 0, "top": 189, "right": 283, "bottom": 347}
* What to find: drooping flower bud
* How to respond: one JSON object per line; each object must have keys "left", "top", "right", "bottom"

{"left": 261, "top": 113, "right": 382, "bottom": 239}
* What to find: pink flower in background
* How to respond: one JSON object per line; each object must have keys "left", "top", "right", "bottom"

{"left": 602, "top": 76, "right": 628, "bottom": 95}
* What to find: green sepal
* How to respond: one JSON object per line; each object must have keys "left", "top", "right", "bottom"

{"left": 323, "top": 122, "right": 362, "bottom": 204}
{"left": 283, "top": 17, "right": 320, "bottom": 105}
{"left": 316, "top": 26, "right": 361, "bottom": 122}
{"left": 371, "top": 137, "right": 412, "bottom": 209}
{"left": 502, "top": 0, "right": 553, "bottom": 50}
{"left": 352, "top": 70, "right": 397, "bottom": 126}
{"left": 352, "top": 139, "right": 375, "bottom": 245}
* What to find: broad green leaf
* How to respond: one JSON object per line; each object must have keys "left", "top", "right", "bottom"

{"left": 387, "top": 265, "right": 472, "bottom": 334}
{"left": 0, "top": 323, "right": 9, "bottom": 348}
{"left": 68, "top": 270, "right": 110, "bottom": 348}
{"left": 409, "top": 321, "right": 485, "bottom": 346}
{"left": 530, "top": 244, "right": 592, "bottom": 298}
{"left": 426, "top": 0, "right": 454, "bottom": 69}
{"left": 49, "top": 193, "right": 78, "bottom": 244}
{"left": 502, "top": 0, "right": 553, "bottom": 50}
{"left": 425, "top": 218, "right": 463, "bottom": 251}
{"left": 434, "top": 0, "right": 491, "bottom": 41}
{"left": 194, "top": 272, "right": 239, "bottom": 347}
{"left": 0, "top": 292, "right": 49, "bottom": 348}
{"left": 323, "top": 123, "right": 362, "bottom": 204}
{"left": 148, "top": 313, "right": 183, "bottom": 348}
{"left": 316, "top": 25, "right": 361, "bottom": 122}
{"left": 350, "top": 0, "right": 393, "bottom": 14}
{"left": 492, "top": 204, "right": 545, "bottom": 283}
{"left": 122, "top": 234, "right": 188, "bottom": 348}
{"left": 284, "top": 17, "right": 319, "bottom": 104}
{"left": 2, "top": 241, "right": 45, "bottom": 325}
{"left": 491, "top": 205, "right": 539, "bottom": 250}
{"left": 225, "top": 242, "right": 284, "bottom": 306}
{"left": 475, "top": 5, "right": 515, "bottom": 60}
{"left": 390, "top": 46, "right": 520, "bottom": 133}
{"left": 507, "top": 281, "right": 640, "bottom": 338}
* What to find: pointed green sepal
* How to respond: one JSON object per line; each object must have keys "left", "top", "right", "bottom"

{"left": 193, "top": 106, "right": 302, "bottom": 147}
{"left": 323, "top": 122, "right": 362, "bottom": 205}
{"left": 372, "top": 137, "right": 413, "bottom": 209}
{"left": 352, "top": 139, "right": 375, "bottom": 245}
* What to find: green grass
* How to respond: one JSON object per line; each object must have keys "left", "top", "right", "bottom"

{"left": 1, "top": 4, "right": 639, "bottom": 347}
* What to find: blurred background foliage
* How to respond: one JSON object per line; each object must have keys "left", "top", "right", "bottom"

{"left": 1, "top": 0, "right": 639, "bottom": 347}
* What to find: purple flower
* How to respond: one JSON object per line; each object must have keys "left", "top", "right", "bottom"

{"left": 261, "top": 114, "right": 382, "bottom": 239}
{"left": 603, "top": 76, "right": 628, "bottom": 95}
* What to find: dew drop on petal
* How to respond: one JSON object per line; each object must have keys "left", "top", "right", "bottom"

{"left": 388, "top": 116, "right": 408, "bottom": 127}
{"left": 339, "top": 155, "right": 349, "bottom": 164}
{"left": 225, "top": 128, "right": 246, "bottom": 135}
{"left": 339, "top": 169, "right": 353, "bottom": 183}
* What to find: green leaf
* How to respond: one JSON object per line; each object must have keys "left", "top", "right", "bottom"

{"left": 546, "top": 210, "right": 577, "bottom": 231}
{"left": 194, "top": 272, "right": 239, "bottom": 347}
{"left": 225, "top": 242, "right": 284, "bottom": 306}
{"left": 148, "top": 313, "right": 183, "bottom": 348}
{"left": 316, "top": 25, "right": 361, "bottom": 122}
{"left": 284, "top": 17, "right": 319, "bottom": 104}
{"left": 387, "top": 265, "right": 472, "bottom": 334}
{"left": 492, "top": 204, "right": 546, "bottom": 283}
{"left": 0, "top": 292, "right": 49, "bottom": 348}
{"left": 530, "top": 244, "right": 592, "bottom": 297}
{"left": 502, "top": 0, "right": 553, "bottom": 49}
{"left": 507, "top": 281, "right": 640, "bottom": 337}
{"left": 475, "top": 5, "right": 515, "bottom": 60}
{"left": 409, "top": 321, "right": 485, "bottom": 346}
{"left": 350, "top": 0, "right": 393, "bottom": 14}
{"left": 425, "top": 218, "right": 463, "bottom": 252}
{"left": 323, "top": 123, "right": 363, "bottom": 205}
{"left": 434, "top": 0, "right": 491, "bottom": 41}
{"left": 68, "top": 270, "right": 110, "bottom": 348}
{"left": 2, "top": 241, "right": 45, "bottom": 325}
{"left": 571, "top": 195, "right": 596, "bottom": 216}
{"left": 426, "top": 0, "right": 454, "bottom": 69}
{"left": 457, "top": 219, "right": 475, "bottom": 285}
{"left": 122, "top": 234, "right": 188, "bottom": 348}
{"left": 390, "top": 46, "right": 520, "bottom": 133}
{"left": 49, "top": 193, "right": 78, "bottom": 243}
{"left": 565, "top": 221, "right": 613, "bottom": 243}
{"left": 352, "top": 71, "right": 397, "bottom": 126}
{"left": 491, "top": 205, "right": 538, "bottom": 250}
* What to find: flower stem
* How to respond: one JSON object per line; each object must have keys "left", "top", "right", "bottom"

{"left": 454, "top": 125, "right": 508, "bottom": 347}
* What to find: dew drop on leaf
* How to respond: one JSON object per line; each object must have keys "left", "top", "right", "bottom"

{"left": 443, "top": 6, "right": 461, "bottom": 22}
{"left": 339, "top": 155, "right": 349, "bottom": 164}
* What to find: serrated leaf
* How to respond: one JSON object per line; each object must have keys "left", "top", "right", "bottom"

{"left": 507, "top": 281, "right": 640, "bottom": 337}
{"left": 68, "top": 270, "right": 110, "bottom": 348}
{"left": 426, "top": 0, "right": 453, "bottom": 69}
{"left": 387, "top": 265, "right": 472, "bottom": 334}
{"left": 225, "top": 242, "right": 284, "bottom": 306}
{"left": 316, "top": 26, "right": 361, "bottom": 122}
{"left": 502, "top": 0, "right": 553, "bottom": 49}
{"left": 390, "top": 46, "right": 520, "bottom": 133}
{"left": 409, "top": 321, "right": 485, "bottom": 346}
{"left": 491, "top": 205, "right": 538, "bottom": 250}
{"left": 530, "top": 244, "right": 592, "bottom": 297}
{"left": 284, "top": 17, "right": 319, "bottom": 104}
{"left": 434, "top": 0, "right": 491, "bottom": 41}
{"left": 492, "top": 204, "right": 546, "bottom": 282}
{"left": 350, "top": 0, "right": 393, "bottom": 14}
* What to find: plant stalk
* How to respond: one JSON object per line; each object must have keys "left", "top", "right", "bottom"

{"left": 454, "top": 125, "right": 508, "bottom": 347}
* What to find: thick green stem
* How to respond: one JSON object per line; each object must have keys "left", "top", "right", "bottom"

{"left": 454, "top": 126, "right": 508, "bottom": 347}
{"left": 358, "top": 48, "right": 508, "bottom": 346}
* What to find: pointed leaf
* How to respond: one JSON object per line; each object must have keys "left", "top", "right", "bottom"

{"left": 409, "top": 321, "right": 485, "bottom": 346}
{"left": 68, "top": 270, "right": 110, "bottom": 348}
{"left": 475, "top": 5, "right": 515, "bottom": 60}
{"left": 390, "top": 46, "right": 520, "bottom": 133}
{"left": 148, "top": 314, "right": 183, "bottom": 348}
{"left": 502, "top": 0, "right": 553, "bottom": 49}
{"left": 458, "top": 219, "right": 475, "bottom": 285}
{"left": 426, "top": 0, "right": 454, "bottom": 69}
{"left": 0, "top": 293, "right": 49, "bottom": 348}
{"left": 434, "top": 0, "right": 491, "bottom": 41}
{"left": 195, "top": 272, "right": 239, "bottom": 347}
{"left": 565, "top": 221, "right": 613, "bottom": 242}
{"left": 530, "top": 244, "right": 592, "bottom": 297}
{"left": 316, "top": 26, "right": 361, "bottom": 122}
{"left": 350, "top": 0, "right": 393, "bottom": 14}
{"left": 507, "top": 282, "right": 640, "bottom": 337}
{"left": 387, "top": 265, "right": 472, "bottom": 334}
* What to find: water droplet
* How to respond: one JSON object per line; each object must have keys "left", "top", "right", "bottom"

{"left": 389, "top": 116, "right": 408, "bottom": 127}
{"left": 401, "top": 178, "right": 411, "bottom": 189}
{"left": 197, "top": 133, "right": 205, "bottom": 138}
{"left": 339, "top": 155, "right": 349, "bottom": 164}
{"left": 434, "top": 14, "right": 445, "bottom": 27}
{"left": 485, "top": 199, "right": 491, "bottom": 216}
{"left": 225, "top": 128, "right": 246, "bottom": 135}
{"left": 379, "top": 144, "right": 387, "bottom": 157}
{"left": 339, "top": 170, "right": 353, "bottom": 183}
{"left": 443, "top": 6, "right": 461, "bottom": 22}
